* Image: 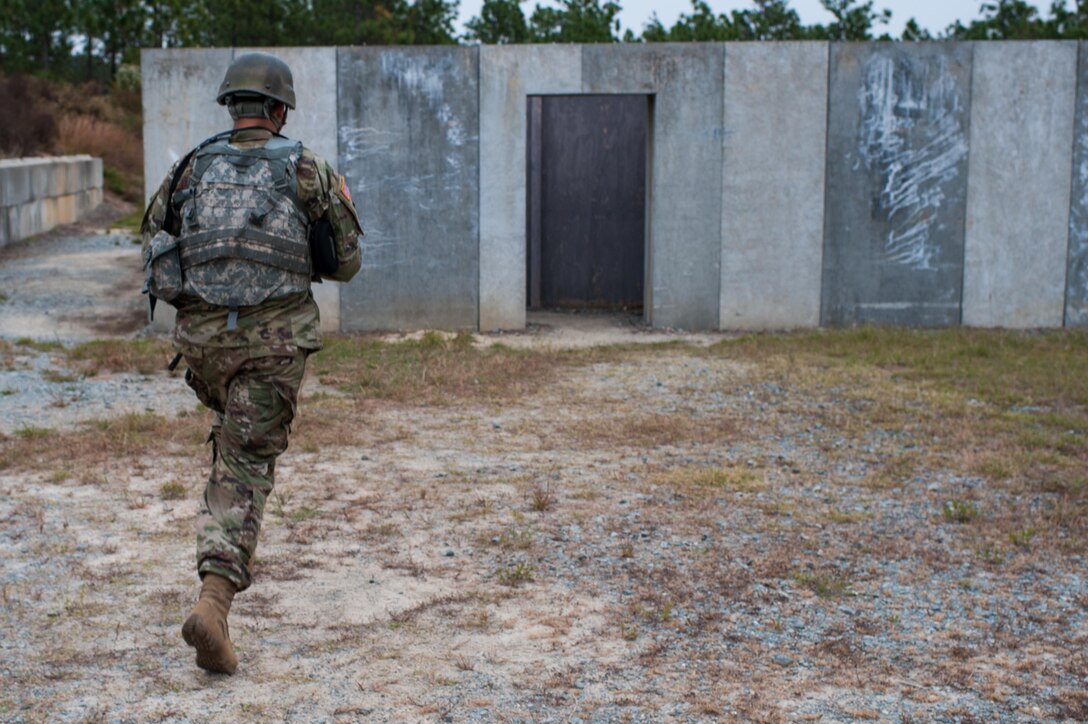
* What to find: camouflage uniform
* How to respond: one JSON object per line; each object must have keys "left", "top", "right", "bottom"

{"left": 142, "top": 127, "right": 362, "bottom": 591}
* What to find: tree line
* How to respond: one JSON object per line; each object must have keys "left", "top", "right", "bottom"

{"left": 2, "top": 0, "right": 1088, "bottom": 82}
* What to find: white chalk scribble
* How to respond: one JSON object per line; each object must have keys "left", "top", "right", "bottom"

{"left": 856, "top": 54, "right": 968, "bottom": 271}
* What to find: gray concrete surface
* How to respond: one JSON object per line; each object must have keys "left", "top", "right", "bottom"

{"left": 337, "top": 47, "right": 480, "bottom": 331}
{"left": 719, "top": 42, "right": 828, "bottom": 330}
{"left": 0, "top": 156, "right": 102, "bottom": 247}
{"left": 583, "top": 43, "right": 724, "bottom": 331}
{"left": 823, "top": 43, "right": 972, "bottom": 327}
{"left": 143, "top": 43, "right": 1088, "bottom": 332}
{"left": 478, "top": 45, "right": 581, "bottom": 332}
{"left": 963, "top": 42, "right": 1077, "bottom": 328}
{"left": 1066, "top": 41, "right": 1088, "bottom": 327}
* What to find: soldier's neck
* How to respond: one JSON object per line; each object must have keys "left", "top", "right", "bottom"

{"left": 233, "top": 118, "right": 279, "bottom": 133}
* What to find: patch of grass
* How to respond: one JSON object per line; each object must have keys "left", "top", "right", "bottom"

{"left": 15, "top": 425, "right": 54, "bottom": 440}
{"left": 1, "top": 412, "right": 206, "bottom": 472}
{"left": 943, "top": 499, "right": 981, "bottom": 524}
{"left": 0, "top": 291, "right": 8, "bottom": 303}
{"left": 792, "top": 570, "right": 852, "bottom": 598}
{"left": 658, "top": 463, "right": 767, "bottom": 493}
{"left": 529, "top": 484, "right": 555, "bottom": 512}
{"left": 159, "top": 480, "right": 186, "bottom": 500}
{"left": 42, "top": 369, "right": 80, "bottom": 384}
{"left": 1009, "top": 527, "right": 1037, "bottom": 548}
{"left": 826, "top": 509, "right": 875, "bottom": 524}
{"left": 311, "top": 332, "right": 566, "bottom": 404}
{"left": 496, "top": 562, "right": 534, "bottom": 586}
{"left": 16, "top": 338, "right": 64, "bottom": 353}
{"left": 65, "top": 338, "right": 175, "bottom": 376}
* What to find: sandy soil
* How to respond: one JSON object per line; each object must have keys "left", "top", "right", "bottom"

{"left": 1, "top": 205, "right": 1086, "bottom": 722}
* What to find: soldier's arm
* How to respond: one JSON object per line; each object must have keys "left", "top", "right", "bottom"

{"left": 299, "top": 152, "right": 363, "bottom": 283}
{"left": 139, "top": 160, "right": 186, "bottom": 254}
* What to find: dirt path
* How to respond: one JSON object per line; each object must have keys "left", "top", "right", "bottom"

{"left": 1, "top": 205, "right": 1086, "bottom": 722}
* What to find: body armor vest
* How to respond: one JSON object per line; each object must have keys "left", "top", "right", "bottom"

{"left": 174, "top": 137, "right": 311, "bottom": 313}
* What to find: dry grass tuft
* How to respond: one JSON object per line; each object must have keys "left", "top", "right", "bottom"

{"left": 311, "top": 333, "right": 570, "bottom": 404}
{"left": 65, "top": 339, "right": 176, "bottom": 376}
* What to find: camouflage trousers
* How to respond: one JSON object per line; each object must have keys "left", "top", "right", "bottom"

{"left": 182, "top": 347, "right": 308, "bottom": 592}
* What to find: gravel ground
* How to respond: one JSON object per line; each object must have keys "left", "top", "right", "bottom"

{"left": 1, "top": 205, "right": 1086, "bottom": 722}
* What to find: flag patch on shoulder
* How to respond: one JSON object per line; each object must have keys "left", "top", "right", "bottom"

{"left": 339, "top": 176, "right": 353, "bottom": 202}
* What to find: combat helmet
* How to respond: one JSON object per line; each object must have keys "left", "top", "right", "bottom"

{"left": 216, "top": 52, "right": 296, "bottom": 109}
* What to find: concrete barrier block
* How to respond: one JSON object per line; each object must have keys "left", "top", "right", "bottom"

{"left": 338, "top": 46, "right": 480, "bottom": 331}
{"left": 479, "top": 44, "right": 582, "bottom": 331}
{"left": 720, "top": 42, "right": 828, "bottom": 330}
{"left": 822, "top": 42, "right": 973, "bottom": 327}
{"left": 963, "top": 42, "right": 1076, "bottom": 327}
{"left": 583, "top": 43, "right": 725, "bottom": 331}
{"left": 0, "top": 163, "right": 30, "bottom": 206}
{"left": 90, "top": 157, "right": 103, "bottom": 190}
{"left": 52, "top": 162, "right": 69, "bottom": 197}
{"left": 28, "top": 163, "right": 52, "bottom": 202}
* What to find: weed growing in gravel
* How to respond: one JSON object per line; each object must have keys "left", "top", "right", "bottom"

{"left": 496, "top": 562, "right": 534, "bottom": 586}
{"left": 792, "top": 570, "right": 852, "bottom": 598}
{"left": 159, "top": 481, "right": 185, "bottom": 500}
{"left": 1009, "top": 527, "right": 1037, "bottom": 547}
{"left": 943, "top": 499, "right": 982, "bottom": 524}
{"left": 529, "top": 484, "right": 555, "bottom": 512}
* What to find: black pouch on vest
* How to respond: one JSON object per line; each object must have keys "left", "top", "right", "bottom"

{"left": 308, "top": 218, "right": 339, "bottom": 276}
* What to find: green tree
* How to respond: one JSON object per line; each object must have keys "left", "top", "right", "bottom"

{"left": 949, "top": 1, "right": 1053, "bottom": 39}
{"left": 529, "top": 0, "right": 621, "bottom": 43}
{"left": 817, "top": 0, "right": 892, "bottom": 40}
{"left": 900, "top": 17, "right": 933, "bottom": 41}
{"left": 1052, "top": 0, "right": 1088, "bottom": 37}
{"left": 465, "top": 0, "right": 531, "bottom": 43}
{"left": 402, "top": 0, "right": 459, "bottom": 43}
{"left": 733, "top": 0, "right": 809, "bottom": 39}
{"left": 642, "top": 0, "right": 811, "bottom": 42}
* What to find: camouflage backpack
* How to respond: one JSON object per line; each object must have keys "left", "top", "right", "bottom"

{"left": 171, "top": 136, "right": 311, "bottom": 328}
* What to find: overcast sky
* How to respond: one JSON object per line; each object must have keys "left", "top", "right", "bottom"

{"left": 455, "top": 0, "right": 1048, "bottom": 39}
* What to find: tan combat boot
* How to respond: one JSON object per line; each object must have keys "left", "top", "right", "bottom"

{"left": 181, "top": 573, "right": 239, "bottom": 675}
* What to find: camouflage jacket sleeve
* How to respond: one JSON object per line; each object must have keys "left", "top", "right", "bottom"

{"left": 139, "top": 161, "right": 181, "bottom": 255}
{"left": 297, "top": 150, "right": 363, "bottom": 283}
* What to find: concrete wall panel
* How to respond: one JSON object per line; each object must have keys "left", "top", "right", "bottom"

{"left": 823, "top": 43, "right": 972, "bottom": 327}
{"left": 720, "top": 42, "right": 828, "bottom": 329}
{"left": 141, "top": 49, "right": 232, "bottom": 205}
{"left": 583, "top": 44, "right": 724, "bottom": 331}
{"left": 337, "top": 47, "right": 480, "bottom": 331}
{"left": 963, "top": 42, "right": 1077, "bottom": 327}
{"left": 1065, "top": 41, "right": 1088, "bottom": 326}
{"left": 478, "top": 45, "right": 581, "bottom": 331}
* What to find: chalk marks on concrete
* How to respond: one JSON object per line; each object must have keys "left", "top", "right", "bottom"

{"left": 856, "top": 53, "right": 969, "bottom": 272}
{"left": 823, "top": 44, "right": 972, "bottom": 327}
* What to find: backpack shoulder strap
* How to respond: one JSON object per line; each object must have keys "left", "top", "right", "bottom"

{"left": 164, "top": 130, "right": 234, "bottom": 231}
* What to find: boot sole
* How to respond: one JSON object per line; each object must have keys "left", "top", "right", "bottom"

{"left": 182, "top": 613, "right": 238, "bottom": 675}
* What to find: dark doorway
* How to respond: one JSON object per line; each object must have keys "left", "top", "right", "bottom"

{"left": 527, "top": 95, "right": 650, "bottom": 312}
